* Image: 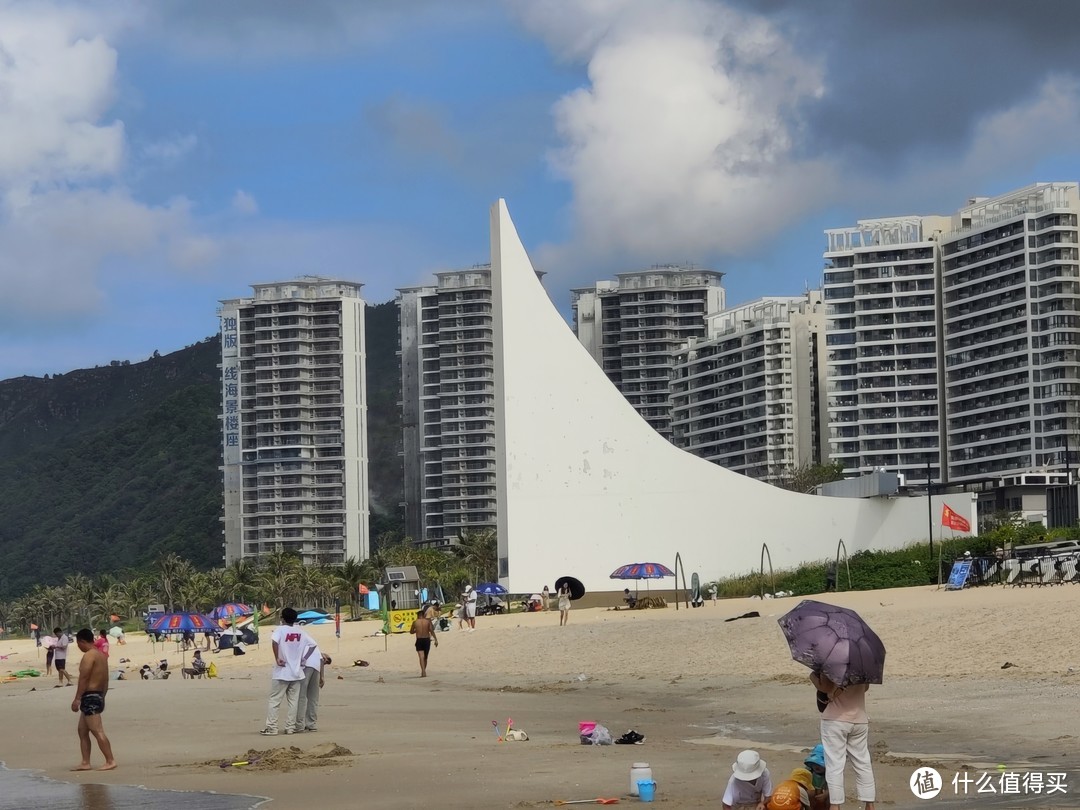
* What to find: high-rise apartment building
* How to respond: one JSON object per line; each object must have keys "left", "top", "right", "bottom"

{"left": 822, "top": 216, "right": 950, "bottom": 481}
{"left": 941, "top": 183, "right": 1080, "bottom": 482}
{"left": 398, "top": 265, "right": 497, "bottom": 548}
{"left": 823, "top": 182, "right": 1080, "bottom": 486}
{"left": 571, "top": 266, "right": 725, "bottom": 440}
{"left": 670, "top": 293, "right": 827, "bottom": 484}
{"left": 219, "top": 277, "right": 369, "bottom": 566}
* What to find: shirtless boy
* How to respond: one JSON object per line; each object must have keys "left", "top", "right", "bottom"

{"left": 71, "top": 628, "right": 117, "bottom": 771}
{"left": 408, "top": 612, "right": 439, "bottom": 677}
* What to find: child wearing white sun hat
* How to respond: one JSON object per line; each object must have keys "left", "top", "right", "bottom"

{"left": 723, "top": 749, "right": 774, "bottom": 810}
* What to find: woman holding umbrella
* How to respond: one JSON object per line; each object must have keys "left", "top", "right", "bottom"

{"left": 557, "top": 582, "right": 571, "bottom": 626}
{"left": 809, "top": 670, "right": 875, "bottom": 810}
{"left": 779, "top": 600, "right": 879, "bottom": 810}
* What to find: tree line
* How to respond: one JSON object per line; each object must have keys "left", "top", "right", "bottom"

{"left": 0, "top": 529, "right": 497, "bottom": 635}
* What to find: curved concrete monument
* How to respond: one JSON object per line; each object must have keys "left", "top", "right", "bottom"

{"left": 489, "top": 200, "right": 974, "bottom": 594}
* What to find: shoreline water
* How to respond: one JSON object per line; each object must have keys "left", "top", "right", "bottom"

{"left": 0, "top": 763, "right": 268, "bottom": 810}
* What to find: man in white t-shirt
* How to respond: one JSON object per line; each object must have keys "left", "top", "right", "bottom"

{"left": 463, "top": 586, "right": 477, "bottom": 631}
{"left": 260, "top": 608, "right": 314, "bottom": 736}
{"left": 53, "top": 627, "right": 73, "bottom": 686}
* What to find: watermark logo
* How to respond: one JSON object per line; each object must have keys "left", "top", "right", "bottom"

{"left": 911, "top": 767, "right": 942, "bottom": 799}
{"left": 910, "top": 767, "right": 1069, "bottom": 799}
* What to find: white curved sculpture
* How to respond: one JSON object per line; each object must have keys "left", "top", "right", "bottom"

{"left": 490, "top": 200, "right": 974, "bottom": 593}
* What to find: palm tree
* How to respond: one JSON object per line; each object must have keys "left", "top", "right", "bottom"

{"left": 90, "top": 583, "right": 124, "bottom": 628}
{"left": 333, "top": 557, "right": 366, "bottom": 613}
{"left": 257, "top": 552, "right": 301, "bottom": 609}
{"left": 224, "top": 559, "right": 256, "bottom": 604}
{"left": 453, "top": 528, "right": 498, "bottom": 584}
{"left": 118, "top": 576, "right": 155, "bottom": 624}
{"left": 156, "top": 553, "right": 194, "bottom": 612}
{"left": 63, "top": 574, "right": 95, "bottom": 628}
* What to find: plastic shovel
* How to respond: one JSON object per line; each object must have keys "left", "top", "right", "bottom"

{"left": 553, "top": 799, "right": 619, "bottom": 806}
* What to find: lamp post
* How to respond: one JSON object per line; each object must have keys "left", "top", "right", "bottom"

{"left": 926, "top": 461, "right": 935, "bottom": 579}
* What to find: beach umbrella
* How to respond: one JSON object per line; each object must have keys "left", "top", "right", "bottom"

{"left": 210, "top": 602, "right": 253, "bottom": 620}
{"left": 609, "top": 562, "right": 675, "bottom": 596}
{"left": 297, "top": 610, "right": 328, "bottom": 622}
{"left": 147, "top": 612, "right": 217, "bottom": 635}
{"left": 474, "top": 582, "right": 508, "bottom": 595}
{"left": 554, "top": 575, "right": 586, "bottom": 601}
{"left": 777, "top": 600, "right": 886, "bottom": 686}
{"left": 609, "top": 562, "right": 675, "bottom": 579}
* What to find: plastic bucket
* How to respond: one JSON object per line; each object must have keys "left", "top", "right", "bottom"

{"left": 637, "top": 780, "right": 656, "bottom": 802}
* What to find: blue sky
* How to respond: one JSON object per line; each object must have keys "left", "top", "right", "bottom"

{"left": 3, "top": 0, "right": 1080, "bottom": 378}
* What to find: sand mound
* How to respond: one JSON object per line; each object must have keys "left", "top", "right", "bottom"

{"left": 206, "top": 742, "right": 354, "bottom": 772}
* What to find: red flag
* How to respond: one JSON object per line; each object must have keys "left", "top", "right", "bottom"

{"left": 942, "top": 505, "right": 971, "bottom": 533}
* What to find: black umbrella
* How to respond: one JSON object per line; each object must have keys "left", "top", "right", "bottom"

{"left": 777, "top": 600, "right": 885, "bottom": 686}
{"left": 554, "top": 576, "right": 586, "bottom": 601}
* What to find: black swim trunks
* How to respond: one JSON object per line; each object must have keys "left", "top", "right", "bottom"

{"left": 415, "top": 638, "right": 431, "bottom": 654}
{"left": 55, "top": 659, "right": 66, "bottom": 671}
{"left": 80, "top": 692, "right": 105, "bottom": 716}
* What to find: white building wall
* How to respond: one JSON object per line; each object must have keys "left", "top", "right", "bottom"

{"left": 490, "top": 200, "right": 974, "bottom": 594}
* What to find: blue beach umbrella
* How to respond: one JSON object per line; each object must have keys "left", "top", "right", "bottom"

{"left": 474, "top": 582, "right": 508, "bottom": 595}
{"left": 210, "top": 603, "right": 253, "bottom": 621}
{"left": 147, "top": 612, "right": 217, "bottom": 635}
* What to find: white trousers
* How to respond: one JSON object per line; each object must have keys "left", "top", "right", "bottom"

{"left": 295, "top": 666, "right": 320, "bottom": 730}
{"left": 265, "top": 678, "right": 301, "bottom": 733}
{"left": 820, "top": 719, "right": 876, "bottom": 804}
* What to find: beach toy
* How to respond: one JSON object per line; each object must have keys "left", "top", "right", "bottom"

{"left": 552, "top": 799, "right": 619, "bottom": 806}
{"left": 637, "top": 780, "right": 656, "bottom": 802}
{"left": 492, "top": 720, "right": 502, "bottom": 742}
{"left": 629, "top": 763, "right": 652, "bottom": 795}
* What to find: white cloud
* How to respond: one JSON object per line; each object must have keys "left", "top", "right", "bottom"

{"left": 140, "top": 133, "right": 198, "bottom": 164}
{"left": 0, "top": 1, "right": 216, "bottom": 329}
{"left": 231, "top": 189, "right": 259, "bottom": 215}
{"left": 0, "top": 2, "right": 126, "bottom": 190}
{"left": 516, "top": 0, "right": 833, "bottom": 275}
{"left": 0, "top": 188, "right": 206, "bottom": 328}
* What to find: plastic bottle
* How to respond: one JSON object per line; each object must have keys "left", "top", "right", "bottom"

{"left": 630, "top": 762, "right": 652, "bottom": 796}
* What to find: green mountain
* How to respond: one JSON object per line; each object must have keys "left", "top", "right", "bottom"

{"left": 0, "top": 301, "right": 403, "bottom": 600}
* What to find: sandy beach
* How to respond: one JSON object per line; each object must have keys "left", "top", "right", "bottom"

{"left": 3, "top": 584, "right": 1080, "bottom": 809}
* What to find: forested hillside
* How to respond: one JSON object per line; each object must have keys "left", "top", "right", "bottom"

{"left": 0, "top": 302, "right": 403, "bottom": 599}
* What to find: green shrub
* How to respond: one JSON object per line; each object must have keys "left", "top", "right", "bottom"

{"left": 705, "top": 523, "right": 1058, "bottom": 597}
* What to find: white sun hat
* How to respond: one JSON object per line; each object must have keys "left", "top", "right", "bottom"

{"left": 733, "top": 749, "right": 766, "bottom": 781}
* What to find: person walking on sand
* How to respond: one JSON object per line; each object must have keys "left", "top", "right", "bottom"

{"left": 295, "top": 645, "right": 330, "bottom": 732}
{"left": 809, "top": 671, "right": 875, "bottom": 810}
{"left": 557, "top": 582, "right": 571, "bottom": 626}
{"left": 71, "top": 628, "right": 117, "bottom": 771}
{"left": 542, "top": 585, "right": 550, "bottom": 611}
{"left": 260, "top": 607, "right": 314, "bottom": 736}
{"left": 53, "top": 627, "right": 73, "bottom": 686}
{"left": 409, "top": 610, "right": 439, "bottom": 677}
{"left": 463, "top": 585, "right": 477, "bottom": 631}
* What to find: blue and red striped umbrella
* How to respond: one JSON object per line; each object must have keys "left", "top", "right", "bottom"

{"left": 210, "top": 603, "right": 253, "bottom": 620}
{"left": 610, "top": 562, "right": 674, "bottom": 580}
{"left": 147, "top": 612, "right": 218, "bottom": 635}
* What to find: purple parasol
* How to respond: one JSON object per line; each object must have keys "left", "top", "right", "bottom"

{"left": 777, "top": 600, "right": 886, "bottom": 686}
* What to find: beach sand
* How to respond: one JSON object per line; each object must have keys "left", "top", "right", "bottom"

{"left": 3, "top": 584, "right": 1080, "bottom": 809}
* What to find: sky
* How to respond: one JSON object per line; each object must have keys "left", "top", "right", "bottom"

{"left": 4, "top": 0, "right": 1080, "bottom": 378}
